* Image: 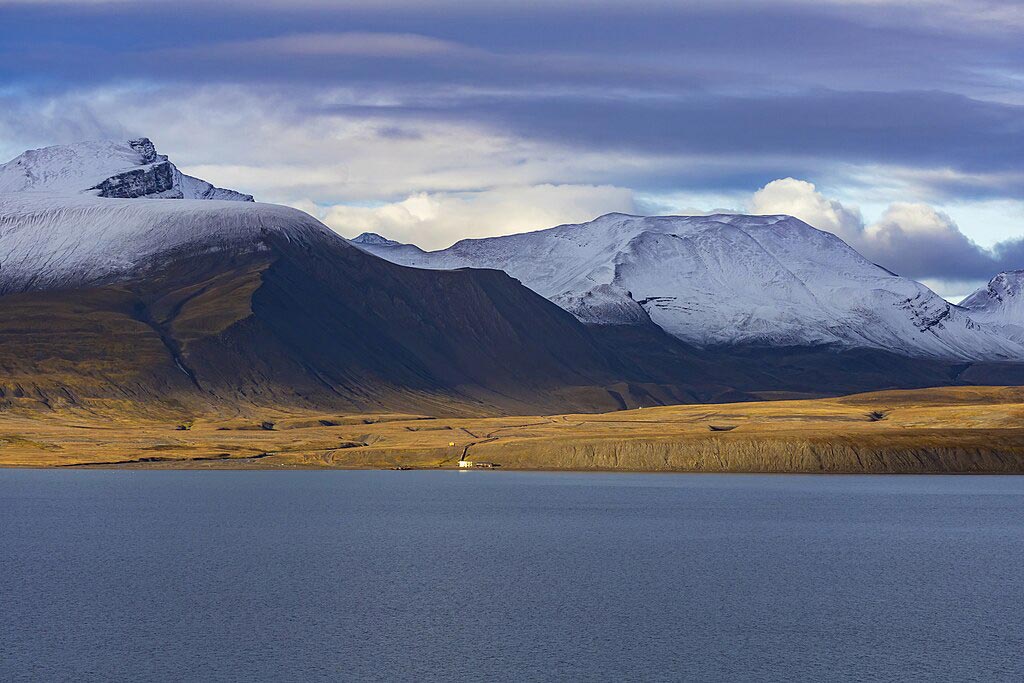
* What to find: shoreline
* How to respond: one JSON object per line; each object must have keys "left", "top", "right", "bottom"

{"left": 2, "top": 385, "right": 1023, "bottom": 473}
{"left": 7, "top": 464, "right": 1024, "bottom": 475}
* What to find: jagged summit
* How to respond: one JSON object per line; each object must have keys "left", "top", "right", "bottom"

{"left": 962, "top": 270, "right": 1024, "bottom": 309}
{"left": 354, "top": 212, "right": 1024, "bottom": 361}
{"left": 0, "top": 137, "right": 253, "bottom": 201}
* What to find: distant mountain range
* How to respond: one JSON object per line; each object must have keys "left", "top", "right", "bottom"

{"left": 352, "top": 215, "right": 1024, "bottom": 361}
{"left": 0, "top": 138, "right": 1021, "bottom": 416}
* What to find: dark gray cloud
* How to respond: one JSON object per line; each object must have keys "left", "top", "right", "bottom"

{"left": 451, "top": 91, "right": 1024, "bottom": 179}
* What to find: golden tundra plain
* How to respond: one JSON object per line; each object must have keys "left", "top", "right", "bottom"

{"left": 2, "top": 386, "right": 1023, "bottom": 473}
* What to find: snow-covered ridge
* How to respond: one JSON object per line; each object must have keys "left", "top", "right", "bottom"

{"left": 353, "top": 212, "right": 1024, "bottom": 361}
{"left": 0, "top": 138, "right": 253, "bottom": 201}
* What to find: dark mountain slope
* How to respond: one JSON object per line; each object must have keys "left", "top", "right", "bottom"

{"left": 1, "top": 231, "right": 1018, "bottom": 417}
{"left": 169, "top": 231, "right": 627, "bottom": 414}
{"left": 0, "top": 227, "right": 640, "bottom": 416}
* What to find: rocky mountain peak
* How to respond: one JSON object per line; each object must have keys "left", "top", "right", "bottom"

{"left": 962, "top": 270, "right": 1024, "bottom": 310}
{"left": 127, "top": 137, "right": 160, "bottom": 164}
{"left": 0, "top": 137, "right": 253, "bottom": 201}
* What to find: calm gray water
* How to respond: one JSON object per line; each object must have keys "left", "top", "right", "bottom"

{"left": 1, "top": 471, "right": 1023, "bottom": 682}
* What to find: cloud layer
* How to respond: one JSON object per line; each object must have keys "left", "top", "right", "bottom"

{"left": 0, "top": 0, "right": 1022, "bottom": 289}
{"left": 322, "top": 185, "right": 636, "bottom": 250}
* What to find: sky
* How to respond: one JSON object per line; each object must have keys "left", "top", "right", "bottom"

{"left": 1, "top": 0, "right": 1022, "bottom": 300}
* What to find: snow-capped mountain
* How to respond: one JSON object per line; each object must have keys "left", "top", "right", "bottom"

{"left": 0, "top": 137, "right": 252, "bottom": 201}
{"left": 0, "top": 138, "right": 659, "bottom": 414}
{"left": 352, "top": 213, "right": 1024, "bottom": 361}
{"left": 961, "top": 271, "right": 1024, "bottom": 343}
{"left": 0, "top": 139, "right": 322, "bottom": 294}
{"left": 3, "top": 137, "right": 1022, "bottom": 412}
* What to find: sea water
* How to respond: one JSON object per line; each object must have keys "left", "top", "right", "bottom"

{"left": 2, "top": 471, "right": 1022, "bottom": 681}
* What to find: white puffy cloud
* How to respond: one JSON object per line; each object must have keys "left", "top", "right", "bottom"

{"left": 750, "top": 178, "right": 863, "bottom": 243}
{"left": 752, "top": 179, "right": 982, "bottom": 275}
{"left": 321, "top": 184, "right": 637, "bottom": 250}
{"left": 862, "top": 203, "right": 994, "bottom": 276}
{"left": 747, "top": 177, "right": 1022, "bottom": 286}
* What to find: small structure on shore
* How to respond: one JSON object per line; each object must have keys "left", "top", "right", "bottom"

{"left": 458, "top": 459, "right": 498, "bottom": 468}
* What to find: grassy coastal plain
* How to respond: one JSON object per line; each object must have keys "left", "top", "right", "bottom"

{"left": 1, "top": 386, "right": 1023, "bottom": 473}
